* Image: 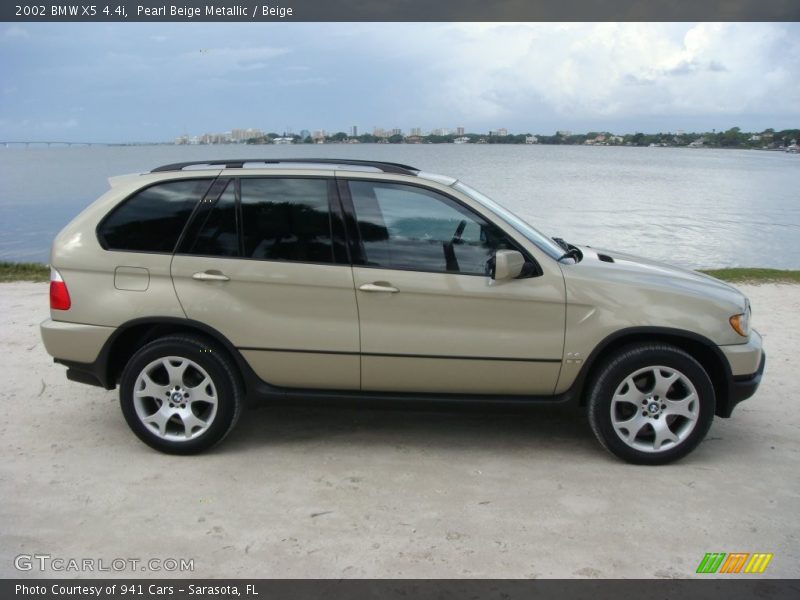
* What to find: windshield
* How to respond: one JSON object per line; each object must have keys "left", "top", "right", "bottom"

{"left": 453, "top": 181, "right": 564, "bottom": 259}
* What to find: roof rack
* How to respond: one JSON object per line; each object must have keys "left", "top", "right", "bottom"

{"left": 150, "top": 158, "right": 419, "bottom": 176}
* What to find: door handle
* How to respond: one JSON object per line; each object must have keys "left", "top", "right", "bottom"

{"left": 192, "top": 271, "right": 230, "bottom": 282}
{"left": 359, "top": 282, "right": 399, "bottom": 293}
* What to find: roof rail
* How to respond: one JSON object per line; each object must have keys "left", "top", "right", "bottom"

{"left": 150, "top": 158, "right": 420, "bottom": 176}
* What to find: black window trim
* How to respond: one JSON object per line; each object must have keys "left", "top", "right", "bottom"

{"left": 96, "top": 174, "right": 542, "bottom": 278}
{"left": 174, "top": 177, "right": 233, "bottom": 256}
{"left": 96, "top": 177, "right": 218, "bottom": 256}
{"left": 336, "top": 176, "right": 542, "bottom": 278}
{"left": 176, "top": 174, "right": 348, "bottom": 267}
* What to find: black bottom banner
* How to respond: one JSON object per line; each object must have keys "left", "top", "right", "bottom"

{"left": 4, "top": 579, "right": 799, "bottom": 600}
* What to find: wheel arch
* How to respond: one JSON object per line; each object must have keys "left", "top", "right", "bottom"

{"left": 573, "top": 327, "right": 732, "bottom": 417}
{"left": 98, "top": 317, "right": 256, "bottom": 395}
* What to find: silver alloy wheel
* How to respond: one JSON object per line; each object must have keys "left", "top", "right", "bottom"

{"left": 610, "top": 365, "right": 699, "bottom": 453}
{"left": 132, "top": 356, "right": 218, "bottom": 441}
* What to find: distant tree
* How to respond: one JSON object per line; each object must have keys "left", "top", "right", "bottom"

{"left": 388, "top": 134, "right": 404, "bottom": 144}
{"left": 331, "top": 132, "right": 348, "bottom": 142}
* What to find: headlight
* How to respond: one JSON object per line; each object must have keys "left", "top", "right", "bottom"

{"left": 729, "top": 304, "right": 751, "bottom": 337}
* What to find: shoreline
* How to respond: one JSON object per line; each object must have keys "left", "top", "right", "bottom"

{"left": 2, "top": 262, "right": 798, "bottom": 284}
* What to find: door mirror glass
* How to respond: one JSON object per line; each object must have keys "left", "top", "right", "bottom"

{"left": 493, "top": 250, "right": 525, "bottom": 280}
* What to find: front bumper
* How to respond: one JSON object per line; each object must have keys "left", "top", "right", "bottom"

{"left": 717, "top": 330, "right": 765, "bottom": 418}
{"left": 725, "top": 351, "right": 766, "bottom": 416}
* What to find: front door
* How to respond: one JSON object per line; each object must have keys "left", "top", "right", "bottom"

{"left": 343, "top": 179, "right": 566, "bottom": 395}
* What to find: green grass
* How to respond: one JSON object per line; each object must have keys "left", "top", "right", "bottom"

{"left": 0, "top": 261, "right": 50, "bottom": 282}
{"left": 700, "top": 268, "right": 800, "bottom": 283}
{"left": 0, "top": 262, "right": 797, "bottom": 284}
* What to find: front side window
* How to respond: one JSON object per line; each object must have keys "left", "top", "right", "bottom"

{"left": 348, "top": 181, "right": 516, "bottom": 275}
{"left": 98, "top": 179, "right": 212, "bottom": 253}
{"left": 240, "top": 178, "right": 334, "bottom": 263}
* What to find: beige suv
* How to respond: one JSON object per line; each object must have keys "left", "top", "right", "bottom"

{"left": 40, "top": 159, "right": 765, "bottom": 463}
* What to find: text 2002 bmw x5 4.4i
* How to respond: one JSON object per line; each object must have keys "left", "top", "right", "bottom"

{"left": 40, "top": 159, "right": 765, "bottom": 464}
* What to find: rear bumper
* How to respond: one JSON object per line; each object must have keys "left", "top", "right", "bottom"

{"left": 40, "top": 318, "right": 115, "bottom": 362}
{"left": 40, "top": 318, "right": 116, "bottom": 388}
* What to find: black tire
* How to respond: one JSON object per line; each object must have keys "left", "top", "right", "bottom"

{"left": 587, "top": 343, "right": 715, "bottom": 465}
{"left": 119, "top": 334, "right": 244, "bottom": 454}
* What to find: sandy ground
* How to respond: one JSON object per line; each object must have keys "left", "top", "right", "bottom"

{"left": 0, "top": 281, "right": 798, "bottom": 579}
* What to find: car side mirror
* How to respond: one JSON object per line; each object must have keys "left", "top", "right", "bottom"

{"left": 492, "top": 250, "right": 525, "bottom": 280}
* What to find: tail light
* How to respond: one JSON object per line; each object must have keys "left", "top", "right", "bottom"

{"left": 50, "top": 267, "right": 71, "bottom": 310}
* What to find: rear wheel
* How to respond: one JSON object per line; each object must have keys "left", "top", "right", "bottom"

{"left": 587, "top": 344, "right": 715, "bottom": 465}
{"left": 119, "top": 334, "right": 243, "bottom": 454}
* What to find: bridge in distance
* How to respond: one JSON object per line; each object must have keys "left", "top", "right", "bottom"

{"left": 1, "top": 141, "right": 113, "bottom": 147}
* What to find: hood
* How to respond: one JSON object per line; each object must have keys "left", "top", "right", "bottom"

{"left": 571, "top": 245, "right": 747, "bottom": 311}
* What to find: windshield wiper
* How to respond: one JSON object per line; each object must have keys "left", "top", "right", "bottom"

{"left": 553, "top": 237, "right": 582, "bottom": 262}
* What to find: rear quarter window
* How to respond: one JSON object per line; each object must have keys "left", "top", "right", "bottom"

{"left": 98, "top": 179, "right": 212, "bottom": 253}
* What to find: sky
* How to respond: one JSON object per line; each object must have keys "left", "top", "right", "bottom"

{"left": 1, "top": 22, "right": 798, "bottom": 142}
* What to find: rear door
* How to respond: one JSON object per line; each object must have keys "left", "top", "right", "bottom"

{"left": 171, "top": 175, "right": 360, "bottom": 390}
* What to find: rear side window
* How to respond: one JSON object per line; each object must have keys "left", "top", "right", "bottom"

{"left": 98, "top": 179, "right": 212, "bottom": 253}
{"left": 240, "top": 178, "right": 334, "bottom": 263}
{"left": 189, "top": 182, "right": 239, "bottom": 257}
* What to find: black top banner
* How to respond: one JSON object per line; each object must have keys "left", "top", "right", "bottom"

{"left": 2, "top": 0, "right": 799, "bottom": 22}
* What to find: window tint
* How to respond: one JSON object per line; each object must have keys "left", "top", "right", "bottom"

{"left": 99, "top": 179, "right": 211, "bottom": 253}
{"left": 240, "top": 178, "right": 333, "bottom": 263}
{"left": 189, "top": 182, "right": 239, "bottom": 257}
{"left": 349, "top": 181, "right": 516, "bottom": 275}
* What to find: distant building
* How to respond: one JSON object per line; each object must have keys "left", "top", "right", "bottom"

{"left": 525, "top": 136, "right": 538, "bottom": 144}
{"left": 453, "top": 136, "right": 469, "bottom": 144}
{"left": 410, "top": 127, "right": 422, "bottom": 136}
{"left": 300, "top": 129, "right": 311, "bottom": 140}
{"left": 456, "top": 126, "right": 465, "bottom": 136}
{"left": 272, "top": 137, "right": 294, "bottom": 145}
{"left": 199, "top": 133, "right": 227, "bottom": 144}
{"left": 231, "top": 128, "right": 262, "bottom": 142}
{"left": 350, "top": 125, "right": 358, "bottom": 137}
{"left": 391, "top": 128, "right": 402, "bottom": 136}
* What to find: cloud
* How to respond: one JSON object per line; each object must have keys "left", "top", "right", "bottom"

{"left": 378, "top": 22, "right": 799, "bottom": 126}
{"left": 2, "top": 26, "right": 30, "bottom": 40}
{"left": 177, "top": 46, "right": 290, "bottom": 71}
{"left": 40, "top": 118, "right": 78, "bottom": 130}
{"left": 0, "top": 22, "right": 797, "bottom": 142}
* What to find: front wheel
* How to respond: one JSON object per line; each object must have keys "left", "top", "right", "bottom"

{"left": 119, "top": 334, "right": 243, "bottom": 454}
{"left": 587, "top": 344, "right": 715, "bottom": 465}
